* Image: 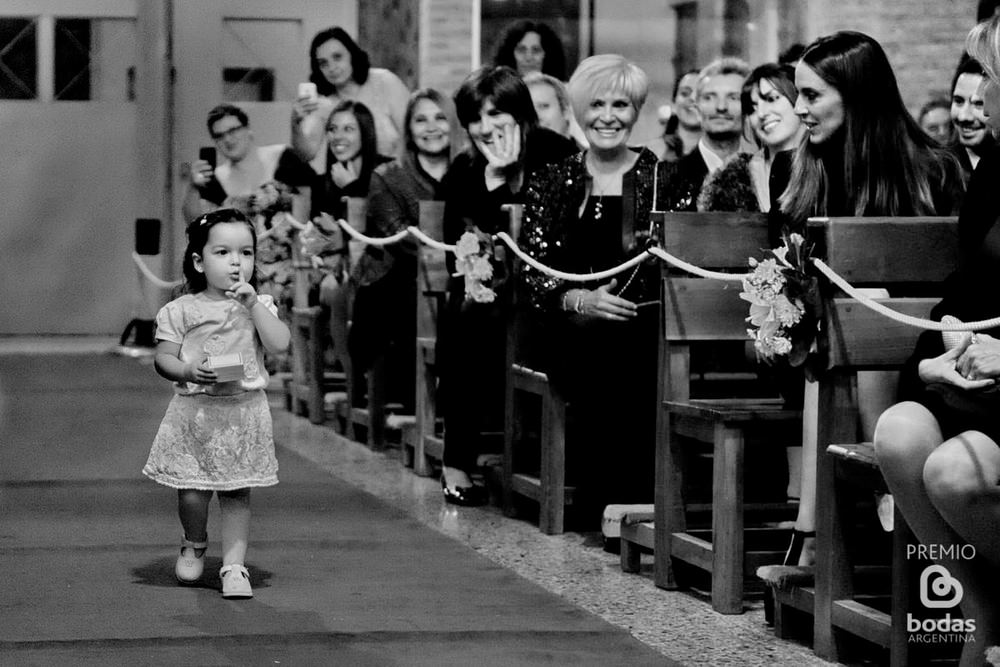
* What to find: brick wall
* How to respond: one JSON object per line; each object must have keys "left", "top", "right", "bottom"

{"left": 807, "top": 0, "right": 978, "bottom": 114}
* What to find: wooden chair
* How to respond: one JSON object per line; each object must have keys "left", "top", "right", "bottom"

{"left": 328, "top": 196, "right": 417, "bottom": 450}
{"left": 502, "top": 204, "right": 574, "bottom": 535}
{"left": 406, "top": 201, "right": 449, "bottom": 476}
{"left": 618, "top": 211, "right": 801, "bottom": 614}
{"left": 802, "top": 216, "right": 959, "bottom": 666}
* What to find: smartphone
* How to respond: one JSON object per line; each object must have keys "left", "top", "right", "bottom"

{"left": 198, "top": 146, "right": 217, "bottom": 169}
{"left": 298, "top": 82, "right": 318, "bottom": 101}
{"left": 195, "top": 147, "right": 226, "bottom": 205}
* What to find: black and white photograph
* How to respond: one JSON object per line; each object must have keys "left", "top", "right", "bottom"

{"left": 3, "top": 1, "right": 1000, "bottom": 665}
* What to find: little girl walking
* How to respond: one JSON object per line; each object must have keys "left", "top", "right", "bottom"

{"left": 143, "top": 208, "right": 290, "bottom": 599}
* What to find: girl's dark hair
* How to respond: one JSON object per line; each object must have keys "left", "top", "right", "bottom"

{"left": 780, "top": 31, "right": 961, "bottom": 220}
{"left": 309, "top": 27, "right": 370, "bottom": 96}
{"left": 740, "top": 62, "right": 797, "bottom": 117}
{"left": 493, "top": 20, "right": 567, "bottom": 81}
{"left": 181, "top": 208, "right": 258, "bottom": 294}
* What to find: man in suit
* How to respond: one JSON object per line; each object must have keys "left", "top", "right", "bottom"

{"left": 657, "top": 56, "right": 751, "bottom": 211}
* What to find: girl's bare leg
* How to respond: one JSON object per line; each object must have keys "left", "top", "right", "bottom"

{"left": 218, "top": 488, "right": 251, "bottom": 566}
{"left": 177, "top": 489, "right": 212, "bottom": 545}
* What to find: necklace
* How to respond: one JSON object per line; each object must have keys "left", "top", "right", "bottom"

{"left": 587, "top": 153, "right": 631, "bottom": 221}
{"left": 591, "top": 172, "right": 617, "bottom": 220}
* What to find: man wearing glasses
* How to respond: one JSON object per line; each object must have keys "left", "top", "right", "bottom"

{"left": 181, "top": 104, "right": 314, "bottom": 321}
{"left": 183, "top": 104, "right": 313, "bottom": 223}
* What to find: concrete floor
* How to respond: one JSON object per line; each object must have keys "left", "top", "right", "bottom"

{"left": 0, "top": 338, "right": 841, "bottom": 666}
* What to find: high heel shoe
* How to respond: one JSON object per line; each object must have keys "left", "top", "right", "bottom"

{"left": 763, "top": 529, "right": 817, "bottom": 626}
{"left": 783, "top": 529, "right": 816, "bottom": 567}
{"left": 441, "top": 473, "right": 487, "bottom": 507}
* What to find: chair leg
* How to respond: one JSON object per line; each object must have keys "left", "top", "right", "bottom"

{"left": 621, "top": 533, "right": 641, "bottom": 573}
{"left": 367, "top": 357, "right": 387, "bottom": 451}
{"left": 711, "top": 423, "right": 745, "bottom": 614}
{"left": 305, "top": 309, "right": 325, "bottom": 424}
{"left": 413, "top": 347, "right": 434, "bottom": 476}
{"left": 538, "top": 386, "right": 566, "bottom": 535}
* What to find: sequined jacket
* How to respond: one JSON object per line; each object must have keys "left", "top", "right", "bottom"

{"left": 519, "top": 148, "right": 661, "bottom": 313}
{"left": 654, "top": 147, "right": 708, "bottom": 213}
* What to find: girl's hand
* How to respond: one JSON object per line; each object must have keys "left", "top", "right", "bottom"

{"left": 330, "top": 159, "right": 360, "bottom": 188}
{"left": 186, "top": 357, "right": 218, "bottom": 385}
{"left": 919, "top": 335, "right": 995, "bottom": 389}
{"left": 576, "top": 280, "right": 638, "bottom": 321}
{"left": 956, "top": 333, "right": 1000, "bottom": 382}
{"left": 226, "top": 268, "right": 259, "bottom": 311}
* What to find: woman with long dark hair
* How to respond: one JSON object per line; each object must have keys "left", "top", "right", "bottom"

{"left": 778, "top": 31, "right": 964, "bottom": 569}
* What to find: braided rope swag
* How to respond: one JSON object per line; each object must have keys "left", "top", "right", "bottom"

{"left": 135, "top": 214, "right": 1000, "bottom": 370}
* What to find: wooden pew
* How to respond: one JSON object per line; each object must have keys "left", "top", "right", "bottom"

{"left": 502, "top": 204, "right": 574, "bottom": 535}
{"left": 618, "top": 211, "right": 801, "bottom": 614}
{"left": 287, "top": 203, "right": 345, "bottom": 424}
{"left": 327, "top": 196, "right": 418, "bottom": 450}
{"left": 803, "top": 216, "right": 959, "bottom": 665}
{"left": 406, "top": 201, "right": 448, "bottom": 476}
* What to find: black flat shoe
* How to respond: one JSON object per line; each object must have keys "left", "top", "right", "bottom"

{"left": 441, "top": 475, "right": 488, "bottom": 506}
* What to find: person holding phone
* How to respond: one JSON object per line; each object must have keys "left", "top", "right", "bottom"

{"left": 183, "top": 104, "right": 314, "bottom": 319}
{"left": 291, "top": 27, "right": 409, "bottom": 169}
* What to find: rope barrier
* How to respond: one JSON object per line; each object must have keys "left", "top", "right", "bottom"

{"left": 647, "top": 247, "right": 748, "bottom": 282}
{"left": 405, "top": 225, "right": 455, "bottom": 252}
{"left": 336, "top": 219, "right": 411, "bottom": 247}
{"left": 812, "top": 259, "right": 1000, "bottom": 332}
{"left": 494, "top": 231, "right": 650, "bottom": 282}
{"left": 130, "top": 215, "right": 998, "bottom": 335}
{"left": 132, "top": 252, "right": 182, "bottom": 289}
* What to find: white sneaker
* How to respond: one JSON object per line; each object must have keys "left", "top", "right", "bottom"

{"left": 220, "top": 564, "right": 253, "bottom": 599}
{"left": 175, "top": 539, "right": 207, "bottom": 584}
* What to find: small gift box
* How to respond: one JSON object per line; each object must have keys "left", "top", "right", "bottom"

{"left": 208, "top": 353, "right": 245, "bottom": 382}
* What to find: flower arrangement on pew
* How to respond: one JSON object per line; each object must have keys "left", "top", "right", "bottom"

{"left": 740, "top": 232, "right": 826, "bottom": 379}
{"left": 454, "top": 229, "right": 503, "bottom": 304}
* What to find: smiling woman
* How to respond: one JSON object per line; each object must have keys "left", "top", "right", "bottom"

{"left": 436, "top": 66, "right": 577, "bottom": 504}
{"left": 780, "top": 31, "right": 964, "bottom": 223}
{"left": 347, "top": 88, "right": 459, "bottom": 413}
{"left": 774, "top": 30, "right": 966, "bottom": 573}
{"left": 517, "top": 54, "right": 662, "bottom": 518}
{"left": 697, "top": 62, "right": 804, "bottom": 225}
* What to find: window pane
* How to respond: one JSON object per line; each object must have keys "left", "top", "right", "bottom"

{"left": 54, "top": 18, "right": 136, "bottom": 102}
{"left": 0, "top": 18, "right": 37, "bottom": 100}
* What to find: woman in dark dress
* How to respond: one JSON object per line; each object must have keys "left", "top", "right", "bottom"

{"left": 778, "top": 31, "right": 965, "bottom": 568}
{"left": 437, "top": 67, "right": 577, "bottom": 504}
{"left": 874, "top": 16, "right": 1000, "bottom": 663}
{"left": 519, "top": 54, "right": 660, "bottom": 519}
